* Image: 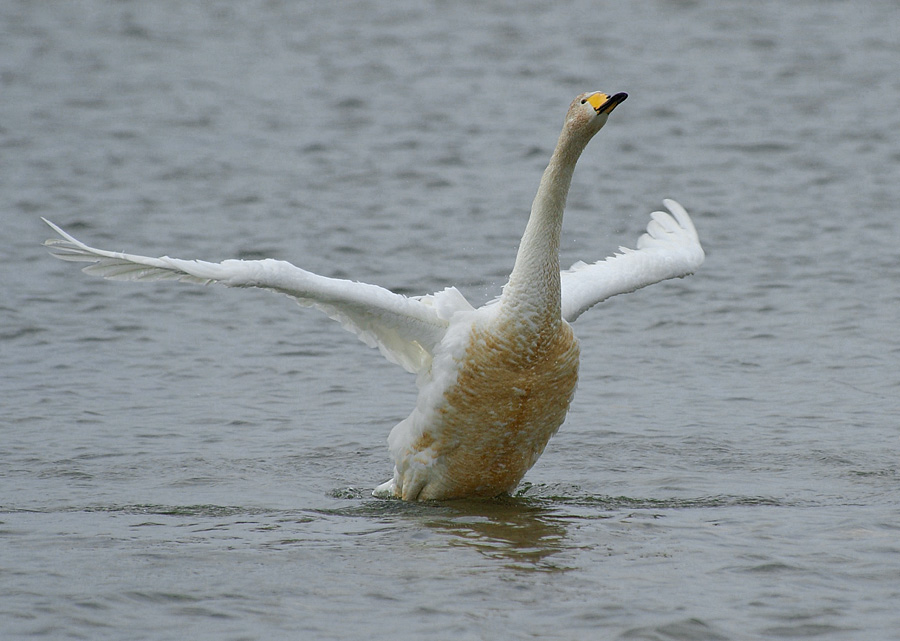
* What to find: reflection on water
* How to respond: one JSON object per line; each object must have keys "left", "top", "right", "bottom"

{"left": 321, "top": 491, "right": 572, "bottom": 570}
{"left": 320, "top": 483, "right": 785, "bottom": 571}
{"left": 418, "top": 497, "right": 571, "bottom": 571}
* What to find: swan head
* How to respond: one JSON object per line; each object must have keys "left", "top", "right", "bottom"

{"left": 566, "top": 91, "right": 628, "bottom": 137}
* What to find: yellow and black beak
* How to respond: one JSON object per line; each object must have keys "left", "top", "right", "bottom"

{"left": 587, "top": 92, "right": 628, "bottom": 115}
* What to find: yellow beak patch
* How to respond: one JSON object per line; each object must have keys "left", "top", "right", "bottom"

{"left": 586, "top": 91, "right": 627, "bottom": 115}
{"left": 587, "top": 93, "right": 611, "bottom": 112}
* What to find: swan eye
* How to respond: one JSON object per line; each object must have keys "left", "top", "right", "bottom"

{"left": 580, "top": 99, "right": 587, "bottom": 104}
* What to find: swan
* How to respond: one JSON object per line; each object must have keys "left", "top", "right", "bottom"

{"left": 43, "top": 91, "right": 704, "bottom": 501}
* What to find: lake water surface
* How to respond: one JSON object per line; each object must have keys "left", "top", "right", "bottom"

{"left": 2, "top": 1, "right": 899, "bottom": 639}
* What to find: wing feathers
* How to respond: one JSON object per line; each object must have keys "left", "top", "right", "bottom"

{"left": 44, "top": 199, "right": 701, "bottom": 368}
{"left": 43, "top": 219, "right": 452, "bottom": 373}
{"left": 561, "top": 199, "right": 704, "bottom": 322}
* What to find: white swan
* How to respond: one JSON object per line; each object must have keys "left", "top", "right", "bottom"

{"left": 43, "top": 91, "right": 704, "bottom": 501}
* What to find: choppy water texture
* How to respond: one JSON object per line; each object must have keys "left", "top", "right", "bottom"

{"left": 2, "top": 1, "right": 899, "bottom": 639}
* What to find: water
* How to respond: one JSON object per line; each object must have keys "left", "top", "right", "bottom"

{"left": 2, "top": 0, "right": 899, "bottom": 638}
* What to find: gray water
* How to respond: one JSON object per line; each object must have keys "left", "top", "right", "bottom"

{"left": 2, "top": 1, "right": 899, "bottom": 639}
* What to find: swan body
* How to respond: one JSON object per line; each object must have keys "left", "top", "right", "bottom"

{"left": 43, "top": 91, "right": 704, "bottom": 501}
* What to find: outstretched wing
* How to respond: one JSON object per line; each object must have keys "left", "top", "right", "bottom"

{"left": 561, "top": 199, "right": 704, "bottom": 322}
{"left": 42, "top": 220, "right": 470, "bottom": 374}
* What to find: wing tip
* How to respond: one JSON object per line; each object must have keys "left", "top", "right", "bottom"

{"left": 660, "top": 198, "right": 698, "bottom": 237}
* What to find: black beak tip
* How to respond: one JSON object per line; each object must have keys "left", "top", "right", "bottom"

{"left": 596, "top": 92, "right": 628, "bottom": 114}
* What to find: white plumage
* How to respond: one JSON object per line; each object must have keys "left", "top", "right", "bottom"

{"left": 44, "top": 91, "right": 704, "bottom": 500}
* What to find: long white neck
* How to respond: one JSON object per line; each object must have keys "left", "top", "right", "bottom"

{"left": 502, "top": 124, "right": 591, "bottom": 329}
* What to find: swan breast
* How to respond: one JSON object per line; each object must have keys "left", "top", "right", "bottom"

{"left": 397, "top": 317, "right": 580, "bottom": 500}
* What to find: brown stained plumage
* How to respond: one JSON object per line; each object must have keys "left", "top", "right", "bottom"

{"left": 413, "top": 319, "right": 580, "bottom": 500}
